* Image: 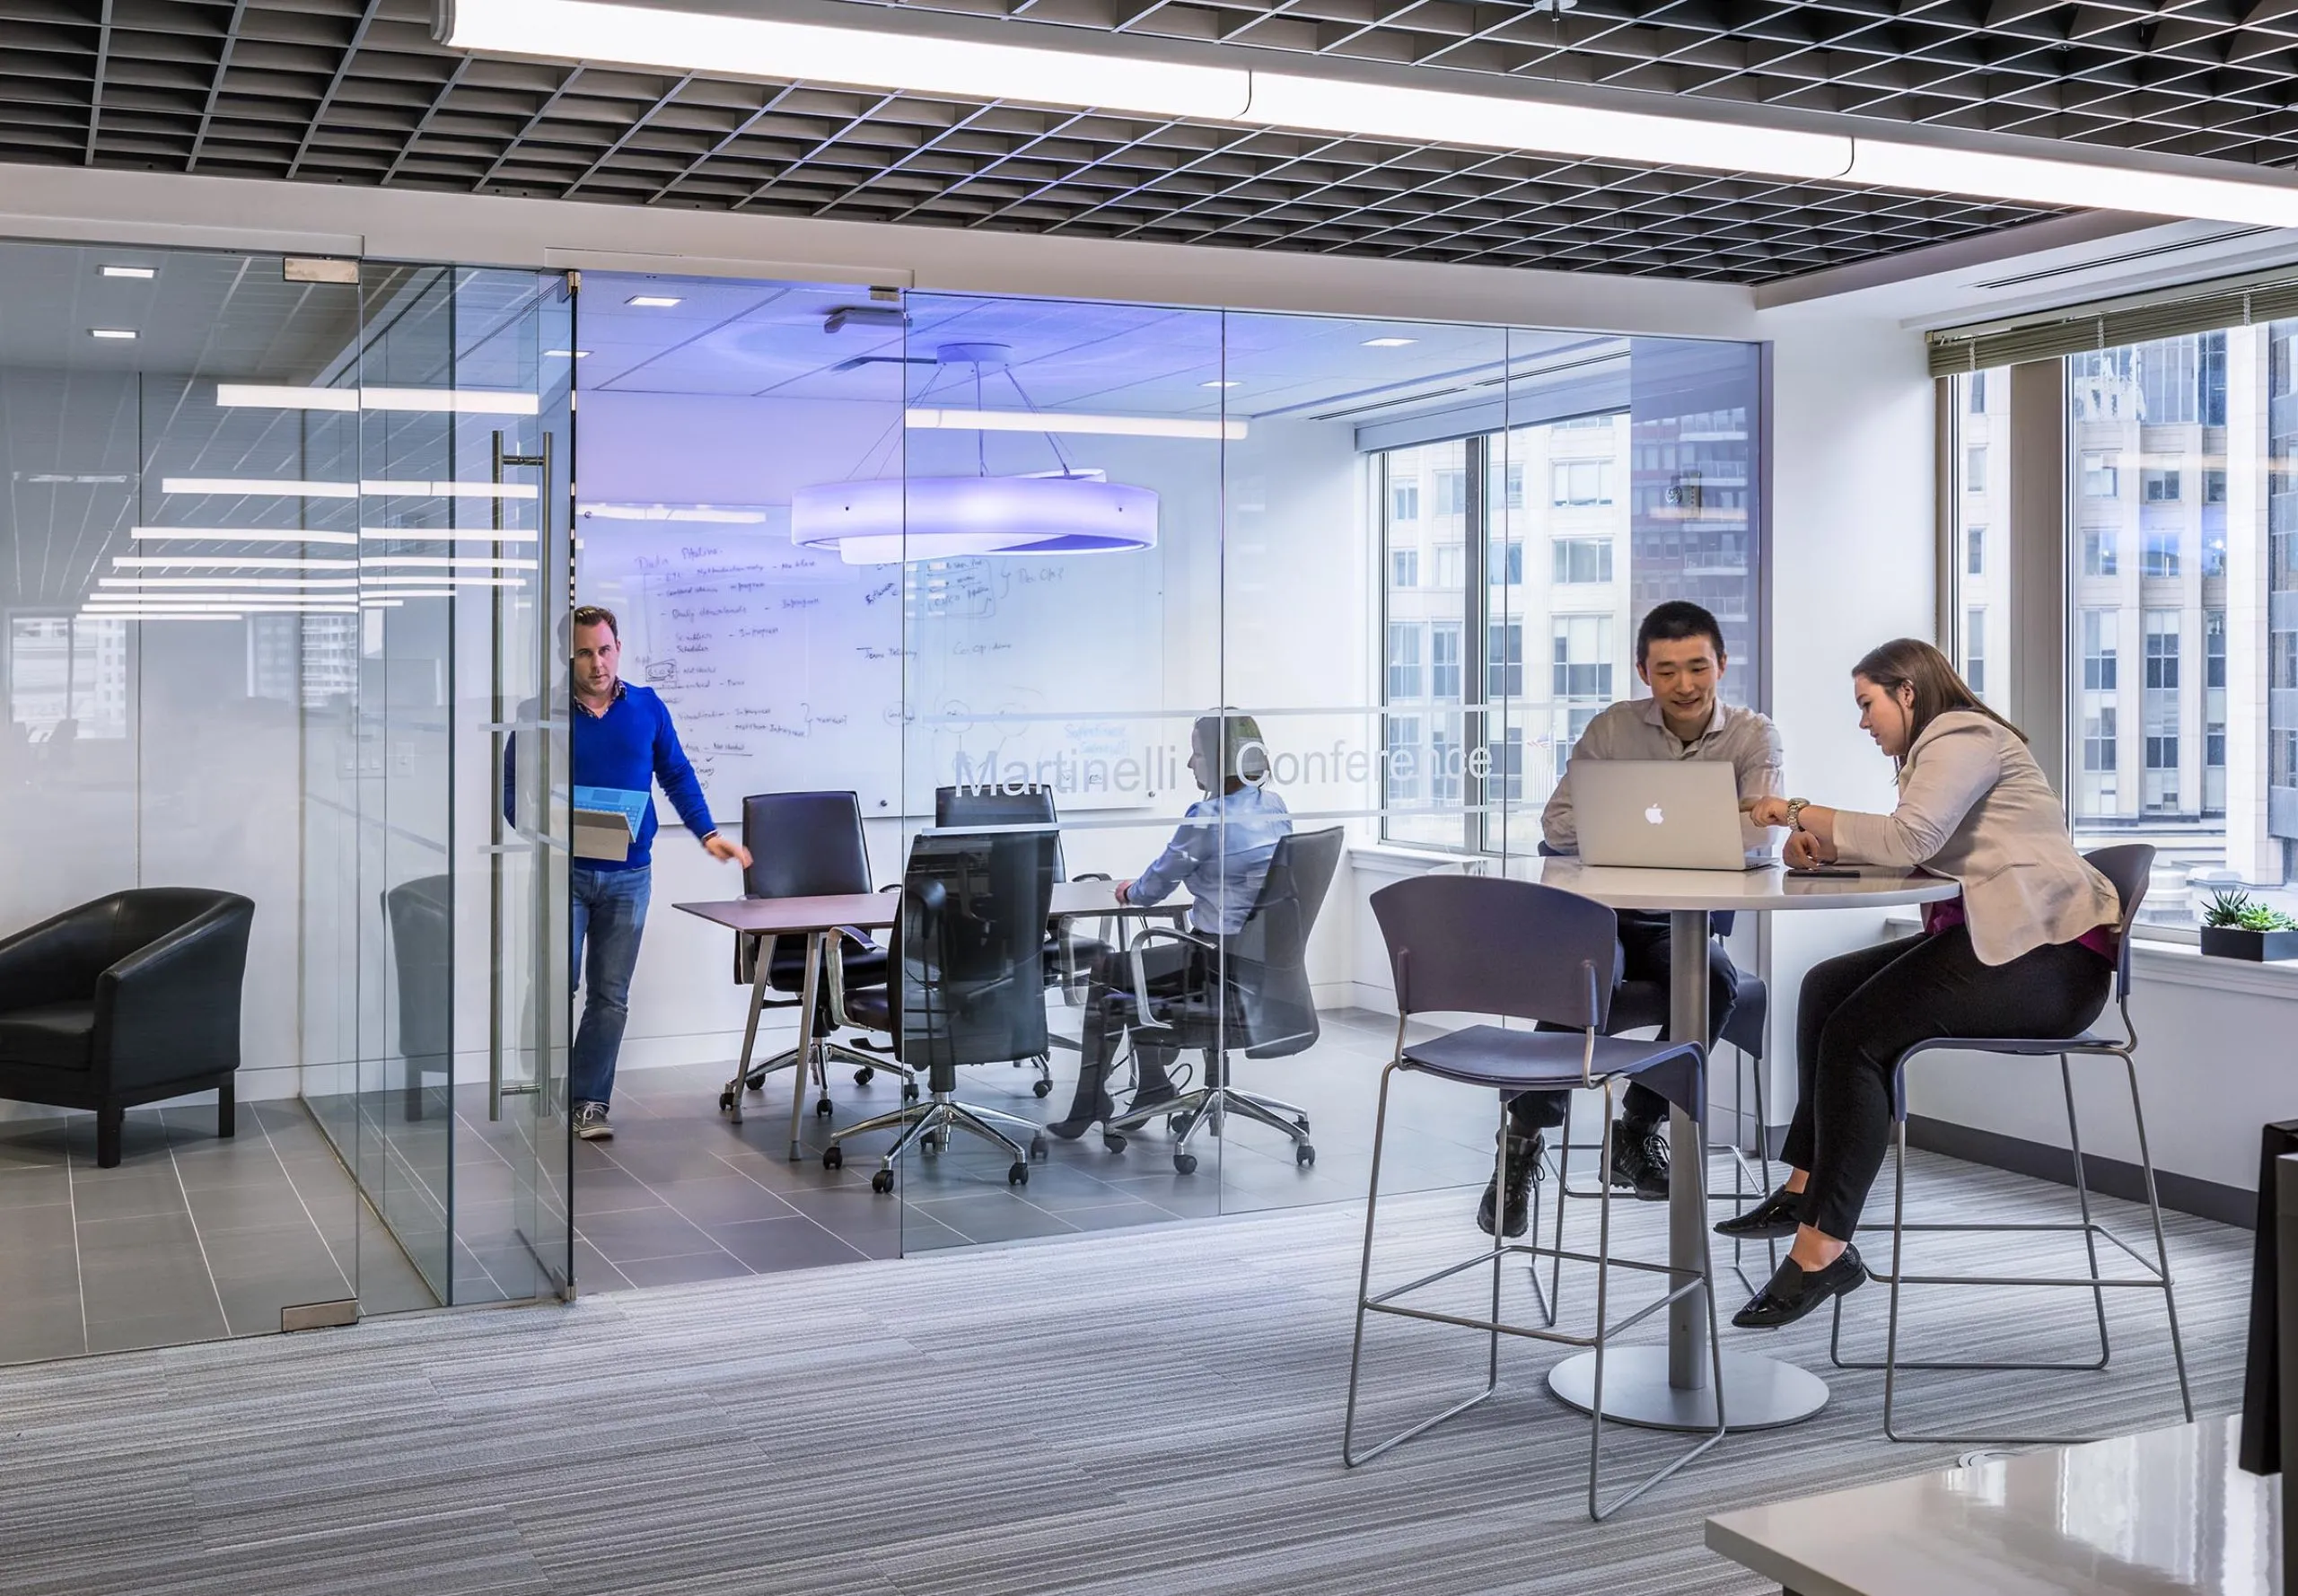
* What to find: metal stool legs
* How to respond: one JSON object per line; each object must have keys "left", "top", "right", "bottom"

{"left": 1825, "top": 1048, "right": 2193, "bottom": 1445}
{"left": 1344, "top": 1065, "right": 1727, "bottom": 1521}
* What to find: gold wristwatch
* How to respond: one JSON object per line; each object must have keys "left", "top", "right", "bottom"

{"left": 1784, "top": 798, "right": 1810, "bottom": 829}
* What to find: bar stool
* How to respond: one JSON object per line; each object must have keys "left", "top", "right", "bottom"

{"left": 1344, "top": 873, "right": 1726, "bottom": 1521}
{"left": 1827, "top": 842, "right": 2195, "bottom": 1444}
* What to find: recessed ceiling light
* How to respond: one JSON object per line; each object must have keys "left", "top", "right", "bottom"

{"left": 90, "top": 329, "right": 136, "bottom": 340}
{"left": 545, "top": 348, "right": 592, "bottom": 357}
{"left": 1202, "top": 380, "right": 1240, "bottom": 389}
{"left": 626, "top": 295, "right": 681, "bottom": 308}
{"left": 1362, "top": 337, "right": 1416, "bottom": 348}
{"left": 101, "top": 266, "right": 156, "bottom": 280}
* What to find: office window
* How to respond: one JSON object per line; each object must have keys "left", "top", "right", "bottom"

{"left": 7, "top": 616, "right": 127, "bottom": 741}
{"left": 1432, "top": 542, "right": 1464, "bottom": 588}
{"left": 1386, "top": 622, "right": 1422, "bottom": 699}
{"left": 1551, "top": 460, "right": 1611, "bottom": 506}
{"left": 1967, "top": 526, "right": 1985, "bottom": 576}
{"left": 1485, "top": 725, "right": 1524, "bottom": 803}
{"left": 1391, "top": 481, "right": 1420, "bottom": 521}
{"left": 2143, "top": 468, "right": 2182, "bottom": 503}
{"left": 2083, "top": 452, "right": 2118, "bottom": 496}
{"left": 1965, "top": 446, "right": 1987, "bottom": 493}
{"left": 1430, "top": 623, "right": 1461, "bottom": 700}
{"left": 2083, "top": 528, "right": 2118, "bottom": 576}
{"left": 1390, "top": 548, "right": 1418, "bottom": 588}
{"left": 2207, "top": 609, "right": 2227, "bottom": 689}
{"left": 1385, "top": 715, "right": 1421, "bottom": 802}
{"left": 2205, "top": 530, "right": 2229, "bottom": 578}
{"left": 2206, "top": 468, "right": 2229, "bottom": 504}
{"left": 1434, "top": 468, "right": 1468, "bottom": 517}
{"left": 1965, "top": 608, "right": 1986, "bottom": 697}
{"left": 2143, "top": 528, "right": 2180, "bottom": 578}
{"left": 2144, "top": 610, "right": 2180, "bottom": 690}
{"left": 1552, "top": 537, "right": 1613, "bottom": 584}
{"left": 1969, "top": 370, "right": 1988, "bottom": 412}
{"left": 1501, "top": 461, "right": 1524, "bottom": 511}
{"left": 1551, "top": 615, "right": 1612, "bottom": 700}
{"left": 1487, "top": 622, "right": 1524, "bottom": 697}
{"left": 2082, "top": 609, "right": 2118, "bottom": 690}
{"left": 1493, "top": 539, "right": 1524, "bottom": 586}
{"left": 2084, "top": 708, "right": 2118, "bottom": 772}
{"left": 1430, "top": 715, "right": 1462, "bottom": 804}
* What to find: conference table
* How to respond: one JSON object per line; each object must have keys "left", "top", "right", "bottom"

{"left": 676, "top": 879, "right": 1162, "bottom": 1162}
{"left": 1507, "top": 857, "right": 1960, "bottom": 1432}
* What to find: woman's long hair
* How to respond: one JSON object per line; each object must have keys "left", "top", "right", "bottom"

{"left": 1851, "top": 637, "right": 2025, "bottom": 759}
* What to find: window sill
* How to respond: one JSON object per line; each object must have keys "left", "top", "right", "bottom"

{"left": 1880, "top": 909, "right": 2298, "bottom": 998}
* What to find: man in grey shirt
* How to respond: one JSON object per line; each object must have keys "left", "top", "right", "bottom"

{"left": 1479, "top": 601, "right": 1784, "bottom": 1237}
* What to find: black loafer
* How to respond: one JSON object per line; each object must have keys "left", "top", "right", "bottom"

{"left": 1732, "top": 1244, "right": 1865, "bottom": 1330}
{"left": 1715, "top": 1187, "right": 1803, "bottom": 1241}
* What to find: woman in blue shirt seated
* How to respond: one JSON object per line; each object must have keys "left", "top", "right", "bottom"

{"left": 1048, "top": 713, "right": 1294, "bottom": 1139}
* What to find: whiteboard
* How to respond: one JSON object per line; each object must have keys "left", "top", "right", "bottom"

{"left": 577, "top": 507, "right": 1166, "bottom": 820}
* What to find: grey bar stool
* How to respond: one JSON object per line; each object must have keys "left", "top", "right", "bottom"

{"left": 1345, "top": 872, "right": 1726, "bottom": 1521}
{"left": 1827, "top": 842, "right": 2195, "bottom": 1444}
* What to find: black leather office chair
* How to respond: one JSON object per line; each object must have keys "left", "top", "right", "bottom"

{"left": 824, "top": 827, "right": 1059, "bottom": 1193}
{"left": 0, "top": 889, "right": 254, "bottom": 1168}
{"left": 1101, "top": 827, "right": 1346, "bottom": 1173}
{"left": 385, "top": 875, "right": 452, "bottom": 1122}
{"left": 734, "top": 791, "right": 910, "bottom": 1116}
{"left": 933, "top": 784, "right": 1115, "bottom": 1097}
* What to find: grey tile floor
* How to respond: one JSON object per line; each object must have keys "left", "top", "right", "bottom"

{"left": 0, "top": 1099, "right": 438, "bottom": 1367}
{"left": 475, "top": 1005, "right": 1765, "bottom": 1293}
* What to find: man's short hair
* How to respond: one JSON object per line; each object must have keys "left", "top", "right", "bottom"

{"left": 570, "top": 604, "right": 619, "bottom": 642}
{"left": 1636, "top": 601, "right": 1725, "bottom": 667}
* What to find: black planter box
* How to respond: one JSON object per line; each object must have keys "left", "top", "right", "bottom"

{"left": 2202, "top": 925, "right": 2298, "bottom": 962}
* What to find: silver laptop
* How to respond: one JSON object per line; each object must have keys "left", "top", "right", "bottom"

{"left": 1573, "top": 760, "right": 1768, "bottom": 871}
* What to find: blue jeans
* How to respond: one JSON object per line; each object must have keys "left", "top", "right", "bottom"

{"left": 570, "top": 864, "right": 651, "bottom": 1109}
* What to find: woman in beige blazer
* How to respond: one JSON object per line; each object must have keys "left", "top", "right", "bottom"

{"left": 1724, "top": 638, "right": 2122, "bottom": 1329}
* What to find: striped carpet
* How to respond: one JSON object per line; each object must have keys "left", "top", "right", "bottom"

{"left": 0, "top": 1150, "right": 2250, "bottom": 1596}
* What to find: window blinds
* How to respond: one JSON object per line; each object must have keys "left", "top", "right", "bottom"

{"left": 1927, "top": 272, "right": 2298, "bottom": 376}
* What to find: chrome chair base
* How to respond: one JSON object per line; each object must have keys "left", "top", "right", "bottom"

{"left": 1102, "top": 1080, "right": 1312, "bottom": 1175}
{"left": 1827, "top": 1049, "right": 2193, "bottom": 1446}
{"left": 826, "top": 1090, "right": 1049, "bottom": 1194}
{"left": 1345, "top": 1068, "right": 1727, "bottom": 1521}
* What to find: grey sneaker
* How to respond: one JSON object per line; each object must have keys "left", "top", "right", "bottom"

{"left": 574, "top": 1102, "right": 613, "bottom": 1141}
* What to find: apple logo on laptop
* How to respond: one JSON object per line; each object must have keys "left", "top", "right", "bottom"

{"left": 1644, "top": 803, "right": 1665, "bottom": 825}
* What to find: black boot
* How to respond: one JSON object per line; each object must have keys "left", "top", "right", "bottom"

{"left": 1476, "top": 1129, "right": 1545, "bottom": 1238}
{"left": 1048, "top": 1059, "right": 1114, "bottom": 1140}
{"left": 1127, "top": 1048, "right": 1181, "bottom": 1114}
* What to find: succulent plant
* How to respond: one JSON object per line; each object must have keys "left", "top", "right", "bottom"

{"left": 2204, "top": 888, "right": 2298, "bottom": 933}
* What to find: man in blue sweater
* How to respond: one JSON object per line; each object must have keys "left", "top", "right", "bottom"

{"left": 558, "top": 605, "right": 750, "bottom": 1140}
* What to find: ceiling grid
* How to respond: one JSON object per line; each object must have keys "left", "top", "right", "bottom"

{"left": 3, "top": 0, "right": 2294, "bottom": 280}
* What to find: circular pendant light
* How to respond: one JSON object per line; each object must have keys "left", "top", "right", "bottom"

{"left": 792, "top": 341, "right": 1162, "bottom": 566}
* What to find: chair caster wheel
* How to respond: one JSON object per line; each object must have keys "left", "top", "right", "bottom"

{"left": 814, "top": 1097, "right": 833, "bottom": 1118}
{"left": 854, "top": 1066, "right": 875, "bottom": 1086}
{"left": 1295, "top": 1143, "right": 1316, "bottom": 1168}
{"left": 1173, "top": 1153, "right": 1198, "bottom": 1176}
{"left": 902, "top": 1083, "right": 921, "bottom": 1101}
{"left": 922, "top": 1133, "right": 940, "bottom": 1157}
{"left": 870, "top": 1169, "right": 895, "bottom": 1195}
{"left": 823, "top": 1145, "right": 844, "bottom": 1171}
{"left": 718, "top": 1090, "right": 735, "bottom": 1113}
{"left": 1029, "top": 1136, "right": 1048, "bottom": 1162}
{"left": 1007, "top": 1162, "right": 1029, "bottom": 1187}
{"left": 1294, "top": 1116, "right": 1310, "bottom": 1132}
{"left": 1101, "top": 1133, "right": 1127, "bottom": 1154}
{"left": 1169, "top": 1113, "right": 1192, "bottom": 1138}
{"left": 1032, "top": 1080, "right": 1053, "bottom": 1098}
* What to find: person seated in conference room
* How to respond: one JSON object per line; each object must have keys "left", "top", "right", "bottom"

{"left": 504, "top": 605, "right": 753, "bottom": 1144}
{"left": 1046, "top": 713, "right": 1293, "bottom": 1140}
{"left": 1724, "top": 638, "right": 2121, "bottom": 1329}
{"left": 1476, "top": 600, "right": 1784, "bottom": 1239}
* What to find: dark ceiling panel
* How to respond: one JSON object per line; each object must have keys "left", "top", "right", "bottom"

{"left": 17, "top": 0, "right": 2291, "bottom": 281}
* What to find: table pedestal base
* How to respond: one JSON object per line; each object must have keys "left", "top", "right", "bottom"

{"left": 1548, "top": 1347, "right": 1829, "bottom": 1432}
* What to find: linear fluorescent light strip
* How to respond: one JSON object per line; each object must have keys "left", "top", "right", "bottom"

{"left": 359, "top": 528, "right": 538, "bottom": 542}
{"left": 115, "top": 556, "right": 358, "bottom": 570}
{"left": 361, "top": 575, "right": 525, "bottom": 586}
{"left": 132, "top": 526, "right": 360, "bottom": 546}
{"left": 80, "top": 612, "right": 243, "bottom": 621}
{"left": 101, "top": 577, "right": 363, "bottom": 589}
{"left": 159, "top": 478, "right": 539, "bottom": 500}
{"left": 434, "top": 0, "right": 2298, "bottom": 227}
{"left": 360, "top": 556, "right": 539, "bottom": 570}
{"left": 906, "top": 408, "right": 1246, "bottom": 441}
{"left": 583, "top": 504, "right": 767, "bottom": 523}
{"left": 215, "top": 384, "right": 539, "bottom": 416}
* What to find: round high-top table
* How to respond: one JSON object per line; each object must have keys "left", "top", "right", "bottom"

{"left": 1506, "top": 856, "right": 1961, "bottom": 1432}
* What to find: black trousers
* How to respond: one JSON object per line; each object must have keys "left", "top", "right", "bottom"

{"left": 1784, "top": 926, "right": 2113, "bottom": 1241}
{"left": 1076, "top": 942, "right": 1204, "bottom": 1082}
{"left": 1506, "top": 913, "right": 1741, "bottom": 1135}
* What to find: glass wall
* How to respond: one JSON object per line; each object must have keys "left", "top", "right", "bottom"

{"left": 561, "top": 281, "right": 1767, "bottom": 1268}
